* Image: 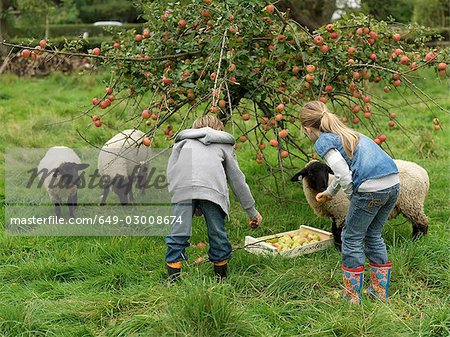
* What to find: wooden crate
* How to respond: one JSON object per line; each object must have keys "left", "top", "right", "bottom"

{"left": 244, "top": 225, "right": 334, "bottom": 257}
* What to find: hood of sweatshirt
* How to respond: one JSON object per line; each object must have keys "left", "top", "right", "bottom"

{"left": 175, "top": 127, "right": 235, "bottom": 145}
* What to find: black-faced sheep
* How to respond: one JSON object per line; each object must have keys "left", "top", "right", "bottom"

{"left": 37, "top": 146, "right": 89, "bottom": 218}
{"left": 291, "top": 160, "right": 429, "bottom": 248}
{"left": 98, "top": 129, "right": 149, "bottom": 205}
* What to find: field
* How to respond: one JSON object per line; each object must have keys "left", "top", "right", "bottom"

{"left": 0, "top": 70, "right": 449, "bottom": 337}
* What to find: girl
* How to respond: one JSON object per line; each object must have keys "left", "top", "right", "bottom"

{"left": 300, "top": 101, "right": 400, "bottom": 303}
{"left": 165, "top": 115, "right": 262, "bottom": 281}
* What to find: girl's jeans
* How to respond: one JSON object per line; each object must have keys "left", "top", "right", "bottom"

{"left": 342, "top": 184, "right": 400, "bottom": 268}
{"left": 165, "top": 199, "right": 232, "bottom": 264}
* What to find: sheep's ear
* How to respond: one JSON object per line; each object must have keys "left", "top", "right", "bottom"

{"left": 291, "top": 168, "right": 307, "bottom": 182}
{"left": 327, "top": 165, "right": 334, "bottom": 175}
{"left": 76, "top": 163, "right": 90, "bottom": 171}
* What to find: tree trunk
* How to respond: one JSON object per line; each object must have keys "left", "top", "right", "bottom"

{"left": 277, "top": 0, "right": 337, "bottom": 31}
{"left": 0, "top": 0, "right": 5, "bottom": 57}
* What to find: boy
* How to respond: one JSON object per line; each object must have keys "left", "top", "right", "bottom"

{"left": 165, "top": 115, "right": 262, "bottom": 281}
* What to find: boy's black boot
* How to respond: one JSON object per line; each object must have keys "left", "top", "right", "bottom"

{"left": 213, "top": 260, "right": 228, "bottom": 280}
{"left": 167, "top": 262, "right": 182, "bottom": 283}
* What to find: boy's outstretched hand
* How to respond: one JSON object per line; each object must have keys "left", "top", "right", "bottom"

{"left": 315, "top": 191, "right": 332, "bottom": 203}
{"left": 249, "top": 212, "right": 262, "bottom": 229}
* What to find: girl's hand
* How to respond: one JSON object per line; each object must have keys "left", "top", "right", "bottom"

{"left": 249, "top": 212, "right": 262, "bottom": 229}
{"left": 316, "top": 192, "right": 332, "bottom": 203}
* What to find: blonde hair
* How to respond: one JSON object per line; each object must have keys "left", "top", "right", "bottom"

{"left": 192, "top": 115, "right": 225, "bottom": 131}
{"left": 300, "top": 101, "right": 360, "bottom": 159}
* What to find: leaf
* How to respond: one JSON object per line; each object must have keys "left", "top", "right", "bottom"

{"left": 182, "top": 82, "right": 196, "bottom": 88}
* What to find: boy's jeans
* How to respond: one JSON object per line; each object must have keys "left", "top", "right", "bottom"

{"left": 165, "top": 199, "right": 232, "bottom": 264}
{"left": 342, "top": 184, "right": 400, "bottom": 269}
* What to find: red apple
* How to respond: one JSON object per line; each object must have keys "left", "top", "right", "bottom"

{"left": 266, "top": 4, "right": 275, "bottom": 14}
{"left": 400, "top": 56, "right": 409, "bottom": 64}
{"left": 39, "top": 40, "right": 47, "bottom": 48}
{"left": 278, "top": 129, "right": 288, "bottom": 138}
{"left": 393, "top": 33, "right": 401, "bottom": 41}
{"left": 143, "top": 137, "right": 152, "bottom": 147}
{"left": 280, "top": 150, "right": 289, "bottom": 158}
{"left": 276, "top": 103, "right": 285, "bottom": 112}
{"left": 313, "top": 35, "right": 324, "bottom": 46}
{"left": 162, "top": 77, "right": 173, "bottom": 85}
{"left": 320, "top": 45, "right": 329, "bottom": 53}
{"left": 92, "top": 48, "right": 101, "bottom": 56}
{"left": 306, "top": 65, "right": 316, "bottom": 73}
{"left": 330, "top": 32, "right": 338, "bottom": 39}
{"left": 437, "top": 63, "right": 447, "bottom": 71}
{"left": 142, "top": 109, "right": 151, "bottom": 119}
{"left": 21, "top": 49, "right": 31, "bottom": 58}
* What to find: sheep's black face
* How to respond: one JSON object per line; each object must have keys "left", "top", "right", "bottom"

{"left": 291, "top": 161, "right": 333, "bottom": 192}
{"left": 54, "top": 162, "right": 89, "bottom": 188}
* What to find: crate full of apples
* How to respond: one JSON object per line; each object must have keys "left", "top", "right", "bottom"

{"left": 244, "top": 225, "right": 334, "bottom": 257}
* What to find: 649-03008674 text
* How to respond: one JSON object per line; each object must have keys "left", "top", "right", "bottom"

{"left": 8, "top": 215, "right": 184, "bottom": 226}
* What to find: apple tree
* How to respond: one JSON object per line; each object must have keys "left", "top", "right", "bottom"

{"left": 11, "top": 0, "right": 450, "bottom": 187}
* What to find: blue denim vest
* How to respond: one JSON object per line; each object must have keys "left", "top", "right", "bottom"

{"left": 315, "top": 132, "right": 398, "bottom": 192}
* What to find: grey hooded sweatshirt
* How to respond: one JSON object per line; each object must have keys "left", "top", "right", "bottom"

{"left": 167, "top": 127, "right": 258, "bottom": 218}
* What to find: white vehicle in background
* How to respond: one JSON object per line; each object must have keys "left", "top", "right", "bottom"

{"left": 93, "top": 21, "right": 124, "bottom": 26}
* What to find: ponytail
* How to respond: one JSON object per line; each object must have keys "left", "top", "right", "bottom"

{"left": 300, "top": 101, "right": 360, "bottom": 159}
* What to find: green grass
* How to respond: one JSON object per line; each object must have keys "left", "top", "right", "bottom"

{"left": 0, "top": 70, "right": 449, "bottom": 336}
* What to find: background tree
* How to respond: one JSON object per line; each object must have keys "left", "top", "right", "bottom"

{"left": 277, "top": 0, "right": 337, "bottom": 31}
{"left": 360, "top": 0, "right": 414, "bottom": 24}
{"left": 412, "top": 0, "right": 449, "bottom": 29}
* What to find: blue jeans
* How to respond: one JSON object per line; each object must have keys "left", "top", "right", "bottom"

{"left": 165, "top": 199, "right": 232, "bottom": 264}
{"left": 342, "top": 184, "right": 400, "bottom": 268}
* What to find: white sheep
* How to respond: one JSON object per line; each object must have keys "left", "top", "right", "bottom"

{"left": 291, "top": 160, "right": 429, "bottom": 247}
{"left": 98, "top": 129, "right": 149, "bottom": 205}
{"left": 37, "top": 146, "right": 89, "bottom": 218}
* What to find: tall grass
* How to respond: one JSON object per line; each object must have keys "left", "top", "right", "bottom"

{"left": 0, "top": 70, "right": 449, "bottom": 336}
